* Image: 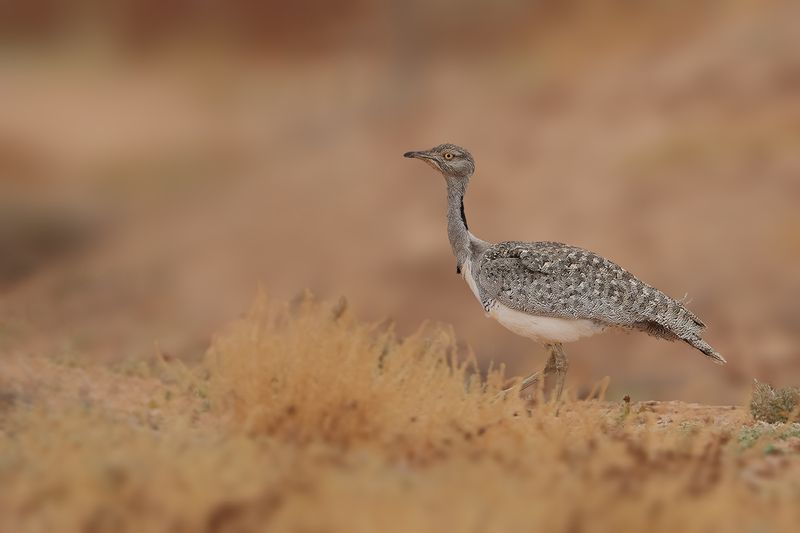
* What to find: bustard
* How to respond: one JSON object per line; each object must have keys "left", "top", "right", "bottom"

{"left": 404, "top": 143, "right": 725, "bottom": 400}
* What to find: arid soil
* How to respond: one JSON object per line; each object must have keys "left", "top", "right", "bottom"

{"left": 2, "top": 298, "right": 799, "bottom": 533}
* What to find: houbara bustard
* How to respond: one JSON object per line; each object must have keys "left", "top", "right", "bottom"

{"left": 404, "top": 144, "right": 725, "bottom": 400}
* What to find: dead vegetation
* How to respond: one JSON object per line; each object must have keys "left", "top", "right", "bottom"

{"left": 751, "top": 380, "right": 800, "bottom": 423}
{"left": 1, "top": 296, "right": 799, "bottom": 532}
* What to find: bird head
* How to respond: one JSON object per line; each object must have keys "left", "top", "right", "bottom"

{"left": 403, "top": 144, "right": 475, "bottom": 180}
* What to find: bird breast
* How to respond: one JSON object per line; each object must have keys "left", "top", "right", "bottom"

{"left": 461, "top": 260, "right": 606, "bottom": 344}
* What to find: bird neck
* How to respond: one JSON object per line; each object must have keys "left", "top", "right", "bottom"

{"left": 446, "top": 178, "right": 473, "bottom": 270}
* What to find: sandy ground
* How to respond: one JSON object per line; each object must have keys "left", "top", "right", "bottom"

{"left": 2, "top": 300, "right": 799, "bottom": 533}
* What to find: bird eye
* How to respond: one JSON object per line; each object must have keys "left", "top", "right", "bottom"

{"left": 444, "top": 153, "right": 454, "bottom": 160}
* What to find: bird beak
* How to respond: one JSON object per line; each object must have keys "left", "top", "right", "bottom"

{"left": 403, "top": 150, "right": 440, "bottom": 172}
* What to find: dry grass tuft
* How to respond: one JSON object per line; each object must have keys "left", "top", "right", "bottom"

{"left": 1, "top": 296, "right": 800, "bottom": 532}
{"left": 206, "top": 293, "right": 518, "bottom": 457}
{"left": 751, "top": 380, "right": 800, "bottom": 423}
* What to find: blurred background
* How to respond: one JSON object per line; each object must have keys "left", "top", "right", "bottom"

{"left": 0, "top": 0, "right": 798, "bottom": 403}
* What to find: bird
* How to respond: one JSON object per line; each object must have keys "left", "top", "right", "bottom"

{"left": 403, "top": 143, "right": 725, "bottom": 400}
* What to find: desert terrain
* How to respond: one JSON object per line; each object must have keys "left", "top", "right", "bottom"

{"left": 1, "top": 1, "right": 799, "bottom": 531}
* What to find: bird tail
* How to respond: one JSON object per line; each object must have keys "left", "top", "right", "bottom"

{"left": 684, "top": 336, "right": 726, "bottom": 365}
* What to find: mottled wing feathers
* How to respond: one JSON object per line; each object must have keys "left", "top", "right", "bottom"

{"left": 476, "top": 241, "right": 725, "bottom": 363}
{"left": 478, "top": 241, "right": 647, "bottom": 322}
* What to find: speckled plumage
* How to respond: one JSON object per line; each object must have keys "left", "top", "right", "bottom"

{"left": 404, "top": 143, "right": 725, "bottom": 399}
{"left": 475, "top": 240, "right": 723, "bottom": 362}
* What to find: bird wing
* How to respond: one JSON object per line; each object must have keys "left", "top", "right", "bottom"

{"left": 476, "top": 240, "right": 705, "bottom": 332}
{"left": 475, "top": 240, "right": 724, "bottom": 364}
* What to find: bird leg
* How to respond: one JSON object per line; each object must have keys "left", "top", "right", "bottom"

{"left": 517, "top": 369, "right": 543, "bottom": 399}
{"left": 497, "top": 368, "right": 542, "bottom": 400}
{"left": 543, "top": 343, "right": 569, "bottom": 401}
{"left": 502, "top": 343, "right": 569, "bottom": 402}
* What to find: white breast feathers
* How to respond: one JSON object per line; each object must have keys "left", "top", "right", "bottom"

{"left": 461, "top": 260, "right": 606, "bottom": 344}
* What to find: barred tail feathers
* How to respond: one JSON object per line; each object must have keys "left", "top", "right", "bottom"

{"left": 685, "top": 336, "right": 726, "bottom": 365}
